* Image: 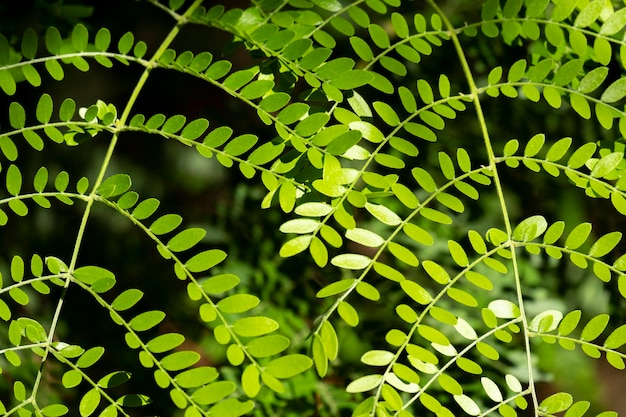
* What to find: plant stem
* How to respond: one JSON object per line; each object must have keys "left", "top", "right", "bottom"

{"left": 30, "top": 0, "right": 204, "bottom": 400}
{"left": 427, "top": 0, "right": 540, "bottom": 411}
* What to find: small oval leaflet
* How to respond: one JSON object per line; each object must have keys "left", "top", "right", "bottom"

{"left": 264, "top": 354, "right": 313, "bottom": 379}
{"left": 128, "top": 310, "right": 165, "bottom": 332}
{"left": 73, "top": 265, "right": 115, "bottom": 285}
{"left": 365, "top": 202, "right": 402, "bottom": 226}
{"left": 316, "top": 279, "right": 356, "bottom": 298}
{"left": 192, "top": 381, "right": 236, "bottom": 405}
{"left": 361, "top": 350, "right": 394, "bottom": 366}
{"left": 512, "top": 215, "right": 547, "bottom": 242}
{"left": 540, "top": 392, "right": 574, "bottom": 414}
{"left": 79, "top": 388, "right": 101, "bottom": 417}
{"left": 202, "top": 273, "right": 240, "bottom": 294}
{"left": 345, "top": 228, "right": 385, "bottom": 247}
{"left": 232, "top": 316, "right": 279, "bottom": 337}
{"left": 174, "top": 366, "right": 219, "bottom": 389}
{"left": 149, "top": 214, "right": 182, "bottom": 235}
{"left": 529, "top": 310, "right": 563, "bottom": 332}
{"left": 217, "top": 294, "right": 259, "bottom": 313}
{"left": 166, "top": 228, "right": 206, "bottom": 252}
{"left": 331, "top": 253, "right": 371, "bottom": 270}
{"left": 581, "top": 313, "right": 610, "bottom": 341}
{"left": 97, "top": 371, "right": 131, "bottom": 389}
{"left": 160, "top": 350, "right": 201, "bottom": 372}
{"left": 279, "top": 219, "right": 320, "bottom": 234}
{"left": 97, "top": 174, "right": 132, "bottom": 198}
{"left": 185, "top": 249, "right": 227, "bottom": 273}
{"left": 488, "top": 299, "right": 520, "bottom": 319}
{"left": 338, "top": 301, "right": 359, "bottom": 326}
{"left": 146, "top": 333, "right": 185, "bottom": 353}
{"left": 246, "top": 334, "right": 291, "bottom": 358}
{"left": 346, "top": 374, "right": 383, "bottom": 393}
{"left": 76, "top": 346, "right": 105, "bottom": 369}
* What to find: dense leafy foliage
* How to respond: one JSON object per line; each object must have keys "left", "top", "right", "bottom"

{"left": 2, "top": 0, "right": 626, "bottom": 415}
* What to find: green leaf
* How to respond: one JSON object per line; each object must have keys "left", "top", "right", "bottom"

{"left": 540, "top": 392, "right": 573, "bottom": 414}
{"left": 233, "top": 316, "right": 279, "bottom": 337}
{"left": 9, "top": 102, "right": 26, "bottom": 129}
{"left": 235, "top": 337, "right": 284, "bottom": 365}
{"left": 73, "top": 265, "right": 115, "bottom": 285}
{"left": 454, "top": 394, "right": 480, "bottom": 416}
{"left": 568, "top": 143, "right": 597, "bottom": 169}
{"left": 346, "top": 374, "right": 383, "bottom": 393}
{"left": 603, "top": 324, "right": 626, "bottom": 349}
{"left": 161, "top": 350, "right": 201, "bottom": 371}
{"left": 488, "top": 299, "right": 520, "bottom": 319}
{"left": 422, "top": 260, "right": 450, "bottom": 284}
{"left": 202, "top": 274, "right": 239, "bottom": 294}
{"left": 218, "top": 294, "right": 259, "bottom": 313}
{"left": 116, "top": 394, "right": 152, "bottom": 407}
{"left": 553, "top": 59, "right": 583, "bottom": 87}
{"left": 242, "top": 364, "right": 261, "bottom": 397}
{"left": 279, "top": 235, "right": 312, "bottom": 257}
{"left": 41, "top": 404, "right": 69, "bottom": 417}
{"left": 529, "top": 310, "right": 563, "bottom": 332}
{"left": 180, "top": 118, "right": 209, "bottom": 140}
{"left": 345, "top": 228, "right": 385, "bottom": 247}
{"left": 338, "top": 301, "right": 359, "bottom": 326}
{"left": 128, "top": 310, "right": 165, "bottom": 332}
{"left": 581, "top": 314, "right": 610, "bottom": 341}
{"left": 98, "top": 174, "right": 132, "bottom": 198}
{"left": 265, "top": 354, "right": 313, "bottom": 378}
{"left": 590, "top": 152, "right": 623, "bottom": 178}
{"left": 578, "top": 67, "right": 608, "bottom": 94}
{"left": 76, "top": 347, "right": 105, "bottom": 368}
{"left": 524, "top": 133, "right": 545, "bottom": 157}
{"left": 601, "top": 78, "right": 626, "bottom": 103}
{"left": 512, "top": 215, "right": 547, "bottom": 241}
{"left": 6, "top": 165, "right": 22, "bottom": 196}
{"left": 400, "top": 280, "right": 432, "bottom": 304}
{"left": 331, "top": 254, "right": 371, "bottom": 270}
{"left": 33, "top": 167, "right": 48, "bottom": 193}
{"left": 192, "top": 381, "right": 235, "bottom": 405}
{"left": 175, "top": 367, "right": 218, "bottom": 388}
{"left": 316, "top": 279, "right": 356, "bottom": 298}
{"left": 295, "top": 202, "right": 333, "bottom": 217}
{"left": 558, "top": 310, "right": 582, "bottom": 335}
{"left": 368, "top": 23, "right": 390, "bottom": 48}
{"left": 118, "top": 31, "right": 134, "bottom": 54}
{"left": 373, "top": 101, "right": 400, "bottom": 126}
{"left": 149, "top": 214, "right": 182, "bottom": 235}
{"left": 589, "top": 232, "right": 621, "bottom": 257}
{"left": 600, "top": 8, "right": 626, "bottom": 35}
{"left": 146, "top": 333, "right": 185, "bottom": 353}
{"left": 365, "top": 202, "right": 402, "bottom": 226}
{"left": 79, "top": 388, "right": 100, "bottom": 417}
{"left": 185, "top": 249, "right": 226, "bottom": 272}
{"left": 95, "top": 28, "right": 111, "bottom": 51}
{"left": 166, "top": 228, "right": 206, "bottom": 252}
{"left": 331, "top": 70, "right": 373, "bottom": 90}
{"left": 575, "top": 0, "right": 605, "bottom": 27}
{"left": 361, "top": 350, "right": 394, "bottom": 366}
{"left": 565, "top": 223, "right": 592, "bottom": 249}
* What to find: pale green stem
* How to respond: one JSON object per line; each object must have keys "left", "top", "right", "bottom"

{"left": 426, "top": 0, "right": 540, "bottom": 413}
{"left": 30, "top": 0, "right": 204, "bottom": 401}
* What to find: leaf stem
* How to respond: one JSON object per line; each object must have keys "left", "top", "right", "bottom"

{"left": 30, "top": 0, "right": 204, "bottom": 400}
{"left": 427, "top": 0, "right": 540, "bottom": 411}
